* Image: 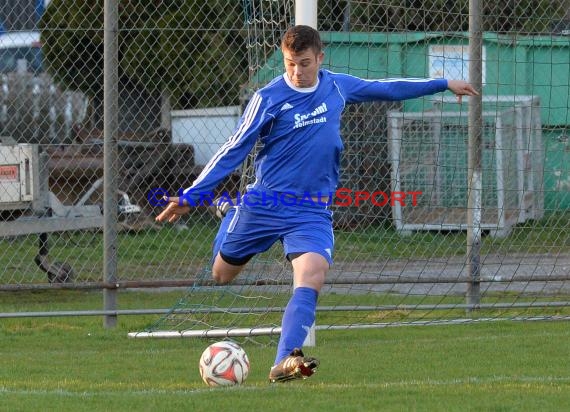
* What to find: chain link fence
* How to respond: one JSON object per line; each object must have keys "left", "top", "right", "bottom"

{"left": 0, "top": 1, "right": 569, "bottom": 330}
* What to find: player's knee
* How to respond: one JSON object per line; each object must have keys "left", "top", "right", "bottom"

{"left": 211, "top": 269, "right": 231, "bottom": 285}
{"left": 294, "top": 268, "right": 326, "bottom": 291}
{"left": 291, "top": 252, "right": 329, "bottom": 291}
{"left": 212, "top": 258, "right": 242, "bottom": 285}
{"left": 308, "top": 271, "right": 326, "bottom": 288}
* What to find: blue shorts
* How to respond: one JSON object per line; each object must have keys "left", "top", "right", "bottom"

{"left": 219, "top": 192, "right": 334, "bottom": 266}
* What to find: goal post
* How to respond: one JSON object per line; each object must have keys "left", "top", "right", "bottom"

{"left": 295, "top": 0, "right": 317, "bottom": 28}
{"left": 295, "top": 0, "right": 318, "bottom": 347}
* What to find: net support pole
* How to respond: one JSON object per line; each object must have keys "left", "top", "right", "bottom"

{"left": 103, "top": 0, "right": 119, "bottom": 328}
{"left": 295, "top": 0, "right": 317, "bottom": 29}
{"left": 466, "top": 0, "right": 483, "bottom": 312}
{"left": 295, "top": 0, "right": 317, "bottom": 347}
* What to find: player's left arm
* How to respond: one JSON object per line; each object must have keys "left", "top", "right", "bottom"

{"left": 446, "top": 79, "right": 479, "bottom": 103}
{"left": 333, "top": 72, "right": 478, "bottom": 103}
{"left": 335, "top": 73, "right": 446, "bottom": 102}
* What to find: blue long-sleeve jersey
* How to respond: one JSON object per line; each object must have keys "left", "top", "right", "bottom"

{"left": 182, "top": 70, "right": 448, "bottom": 202}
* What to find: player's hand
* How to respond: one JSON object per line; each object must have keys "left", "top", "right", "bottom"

{"left": 155, "top": 196, "right": 191, "bottom": 224}
{"left": 447, "top": 80, "right": 479, "bottom": 103}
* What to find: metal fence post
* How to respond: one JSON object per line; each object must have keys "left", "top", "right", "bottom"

{"left": 467, "top": 0, "right": 483, "bottom": 311}
{"left": 103, "top": 0, "right": 119, "bottom": 328}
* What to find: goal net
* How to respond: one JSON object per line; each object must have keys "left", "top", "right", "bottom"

{"left": 130, "top": 1, "right": 570, "bottom": 341}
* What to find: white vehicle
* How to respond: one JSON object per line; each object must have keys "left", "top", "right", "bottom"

{"left": 0, "top": 30, "right": 42, "bottom": 73}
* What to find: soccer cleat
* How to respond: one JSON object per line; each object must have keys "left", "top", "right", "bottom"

{"left": 268, "top": 348, "right": 319, "bottom": 383}
{"left": 209, "top": 198, "right": 235, "bottom": 219}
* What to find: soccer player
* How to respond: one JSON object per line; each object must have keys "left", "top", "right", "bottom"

{"left": 156, "top": 25, "right": 478, "bottom": 383}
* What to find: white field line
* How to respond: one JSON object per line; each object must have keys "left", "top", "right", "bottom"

{"left": 1, "top": 375, "right": 570, "bottom": 397}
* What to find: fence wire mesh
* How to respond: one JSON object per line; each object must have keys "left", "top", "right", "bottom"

{"left": 0, "top": 1, "right": 569, "bottom": 332}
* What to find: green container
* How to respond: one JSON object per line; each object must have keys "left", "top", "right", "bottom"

{"left": 253, "top": 31, "right": 570, "bottom": 211}
{"left": 255, "top": 31, "right": 569, "bottom": 126}
{"left": 321, "top": 32, "right": 570, "bottom": 127}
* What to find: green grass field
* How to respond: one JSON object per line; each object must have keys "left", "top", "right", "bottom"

{"left": 1, "top": 291, "right": 570, "bottom": 411}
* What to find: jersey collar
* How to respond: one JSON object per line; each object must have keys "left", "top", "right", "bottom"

{"left": 282, "top": 73, "right": 320, "bottom": 93}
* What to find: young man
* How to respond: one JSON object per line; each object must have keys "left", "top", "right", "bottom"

{"left": 156, "top": 25, "right": 478, "bottom": 383}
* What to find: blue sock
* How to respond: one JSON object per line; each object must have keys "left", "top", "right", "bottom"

{"left": 211, "top": 207, "right": 236, "bottom": 263}
{"left": 274, "top": 286, "right": 318, "bottom": 365}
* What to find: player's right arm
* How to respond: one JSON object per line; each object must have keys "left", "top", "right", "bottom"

{"left": 155, "top": 196, "right": 191, "bottom": 223}
{"left": 156, "top": 92, "right": 269, "bottom": 222}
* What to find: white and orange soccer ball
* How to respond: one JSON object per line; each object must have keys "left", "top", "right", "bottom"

{"left": 199, "top": 341, "right": 250, "bottom": 387}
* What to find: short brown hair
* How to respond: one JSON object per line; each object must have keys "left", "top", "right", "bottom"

{"left": 281, "top": 25, "right": 322, "bottom": 54}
